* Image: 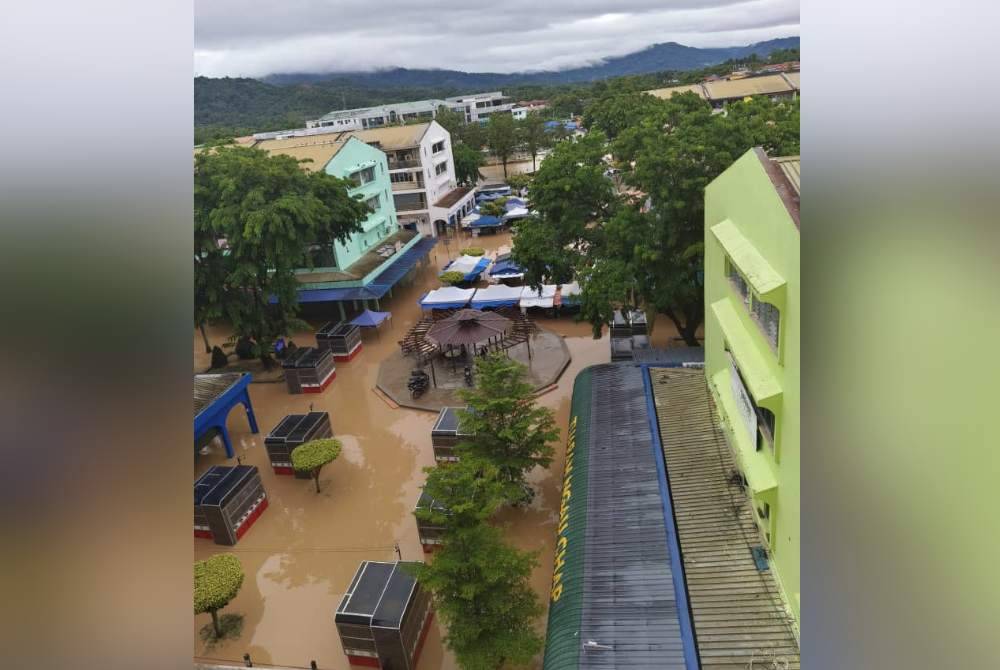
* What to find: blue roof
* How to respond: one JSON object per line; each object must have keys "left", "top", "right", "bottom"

{"left": 292, "top": 237, "right": 437, "bottom": 303}
{"left": 350, "top": 309, "right": 391, "bottom": 327}
{"left": 468, "top": 215, "right": 503, "bottom": 229}
{"left": 490, "top": 256, "right": 523, "bottom": 277}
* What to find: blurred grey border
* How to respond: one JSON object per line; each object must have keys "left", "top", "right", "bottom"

{"left": 0, "top": 0, "right": 998, "bottom": 668}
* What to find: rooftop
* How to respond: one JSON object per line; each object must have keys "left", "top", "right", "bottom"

{"left": 296, "top": 228, "right": 419, "bottom": 284}
{"left": 350, "top": 122, "right": 433, "bottom": 150}
{"left": 646, "top": 83, "right": 709, "bottom": 100}
{"left": 433, "top": 185, "right": 474, "bottom": 209}
{"left": 252, "top": 134, "right": 353, "bottom": 172}
{"left": 757, "top": 148, "right": 800, "bottom": 228}
{"left": 703, "top": 73, "right": 796, "bottom": 100}
{"left": 649, "top": 367, "right": 800, "bottom": 667}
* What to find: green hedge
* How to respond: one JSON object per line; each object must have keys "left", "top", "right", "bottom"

{"left": 291, "top": 438, "right": 342, "bottom": 472}
{"left": 194, "top": 554, "right": 244, "bottom": 615}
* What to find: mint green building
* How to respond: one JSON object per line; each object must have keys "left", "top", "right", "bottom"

{"left": 704, "top": 147, "right": 800, "bottom": 629}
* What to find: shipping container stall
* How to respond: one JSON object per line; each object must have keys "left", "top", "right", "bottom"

{"left": 610, "top": 309, "right": 631, "bottom": 339}
{"left": 282, "top": 346, "right": 336, "bottom": 394}
{"left": 193, "top": 465, "right": 268, "bottom": 545}
{"left": 317, "top": 321, "right": 363, "bottom": 362}
{"left": 610, "top": 336, "right": 634, "bottom": 362}
{"left": 265, "top": 411, "right": 333, "bottom": 477}
{"left": 629, "top": 309, "right": 648, "bottom": 335}
{"left": 430, "top": 407, "right": 470, "bottom": 463}
{"left": 413, "top": 490, "right": 449, "bottom": 552}
{"left": 335, "top": 561, "right": 434, "bottom": 670}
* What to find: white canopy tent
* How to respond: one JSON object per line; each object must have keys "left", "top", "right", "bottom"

{"left": 419, "top": 287, "right": 475, "bottom": 309}
{"left": 470, "top": 284, "right": 523, "bottom": 309}
{"left": 519, "top": 284, "right": 558, "bottom": 311}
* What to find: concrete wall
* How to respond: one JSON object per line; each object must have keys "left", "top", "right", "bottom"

{"left": 325, "top": 137, "right": 399, "bottom": 270}
{"left": 704, "top": 148, "right": 800, "bottom": 628}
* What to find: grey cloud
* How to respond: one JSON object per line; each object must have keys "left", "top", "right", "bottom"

{"left": 195, "top": 0, "right": 799, "bottom": 77}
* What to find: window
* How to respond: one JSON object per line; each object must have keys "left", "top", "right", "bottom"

{"left": 432, "top": 140, "right": 445, "bottom": 154}
{"left": 390, "top": 172, "right": 413, "bottom": 184}
{"left": 756, "top": 406, "right": 776, "bottom": 453}
{"left": 350, "top": 166, "right": 376, "bottom": 187}
{"left": 756, "top": 501, "right": 770, "bottom": 521}
{"left": 751, "top": 296, "right": 780, "bottom": 351}
{"left": 363, "top": 195, "right": 380, "bottom": 212}
{"left": 726, "top": 257, "right": 750, "bottom": 307}
{"left": 727, "top": 349, "right": 777, "bottom": 455}
{"left": 435, "top": 161, "right": 448, "bottom": 176}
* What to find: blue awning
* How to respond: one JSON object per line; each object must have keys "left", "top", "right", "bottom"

{"left": 350, "top": 309, "right": 391, "bottom": 327}
{"left": 490, "top": 256, "right": 524, "bottom": 278}
{"left": 468, "top": 215, "right": 503, "bottom": 229}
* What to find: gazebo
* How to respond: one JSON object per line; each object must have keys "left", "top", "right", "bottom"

{"left": 427, "top": 309, "right": 511, "bottom": 372}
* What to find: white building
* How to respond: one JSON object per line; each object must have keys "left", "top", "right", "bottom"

{"left": 444, "top": 92, "right": 514, "bottom": 123}
{"left": 511, "top": 101, "right": 549, "bottom": 120}
{"left": 351, "top": 121, "right": 476, "bottom": 238}
{"left": 304, "top": 91, "right": 515, "bottom": 130}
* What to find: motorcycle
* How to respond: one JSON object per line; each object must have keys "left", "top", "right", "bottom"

{"left": 408, "top": 369, "right": 430, "bottom": 399}
{"left": 463, "top": 366, "right": 474, "bottom": 387}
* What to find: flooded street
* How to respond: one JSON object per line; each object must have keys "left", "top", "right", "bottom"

{"left": 193, "top": 230, "right": 683, "bottom": 668}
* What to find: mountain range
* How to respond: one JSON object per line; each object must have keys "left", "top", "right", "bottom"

{"left": 261, "top": 37, "right": 799, "bottom": 88}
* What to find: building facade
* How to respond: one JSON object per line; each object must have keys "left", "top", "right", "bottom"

{"left": 704, "top": 147, "right": 800, "bottom": 627}
{"left": 304, "top": 91, "right": 514, "bottom": 130}
{"left": 444, "top": 92, "right": 514, "bottom": 123}
{"left": 353, "top": 121, "right": 476, "bottom": 238}
{"left": 647, "top": 71, "right": 800, "bottom": 109}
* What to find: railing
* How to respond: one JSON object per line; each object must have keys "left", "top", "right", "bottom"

{"left": 387, "top": 158, "right": 421, "bottom": 169}
{"left": 395, "top": 199, "right": 428, "bottom": 212}
{"left": 391, "top": 180, "right": 425, "bottom": 192}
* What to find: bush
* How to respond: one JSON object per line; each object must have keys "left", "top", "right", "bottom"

{"left": 234, "top": 336, "right": 257, "bottom": 360}
{"left": 194, "top": 554, "right": 244, "bottom": 638}
{"left": 462, "top": 247, "right": 485, "bottom": 257}
{"left": 211, "top": 346, "right": 229, "bottom": 369}
{"left": 291, "top": 438, "right": 343, "bottom": 493}
{"left": 439, "top": 271, "right": 466, "bottom": 286}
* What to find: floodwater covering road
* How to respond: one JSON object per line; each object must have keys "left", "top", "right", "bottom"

{"left": 193, "top": 230, "right": 679, "bottom": 668}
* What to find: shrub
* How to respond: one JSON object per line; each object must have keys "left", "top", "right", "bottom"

{"left": 194, "top": 554, "right": 244, "bottom": 639}
{"left": 291, "top": 438, "right": 343, "bottom": 493}
{"left": 462, "top": 247, "right": 485, "bottom": 257}
{"left": 439, "top": 271, "right": 466, "bottom": 286}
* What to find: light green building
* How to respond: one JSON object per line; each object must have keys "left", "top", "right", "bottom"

{"left": 704, "top": 147, "right": 800, "bottom": 629}
{"left": 253, "top": 133, "right": 399, "bottom": 271}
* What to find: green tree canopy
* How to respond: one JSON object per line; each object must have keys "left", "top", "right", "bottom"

{"left": 194, "top": 146, "right": 369, "bottom": 365}
{"left": 194, "top": 554, "right": 244, "bottom": 638}
{"left": 456, "top": 353, "right": 558, "bottom": 504}
{"left": 434, "top": 105, "right": 466, "bottom": 136}
{"left": 485, "top": 113, "right": 519, "bottom": 179}
{"left": 291, "top": 438, "right": 342, "bottom": 493}
{"left": 452, "top": 143, "right": 484, "bottom": 186}
{"left": 517, "top": 113, "right": 550, "bottom": 172}
{"left": 439, "top": 270, "right": 466, "bottom": 286}
{"left": 582, "top": 92, "right": 669, "bottom": 140}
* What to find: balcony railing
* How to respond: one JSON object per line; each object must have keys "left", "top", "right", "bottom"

{"left": 391, "top": 179, "right": 425, "bottom": 192}
{"left": 394, "top": 196, "right": 428, "bottom": 212}
{"left": 387, "top": 158, "right": 421, "bottom": 170}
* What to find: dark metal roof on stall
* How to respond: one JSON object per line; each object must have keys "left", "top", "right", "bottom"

{"left": 648, "top": 368, "right": 800, "bottom": 668}
{"left": 336, "top": 561, "right": 419, "bottom": 629}
{"left": 542, "top": 365, "right": 696, "bottom": 669}
{"left": 432, "top": 407, "right": 466, "bottom": 435}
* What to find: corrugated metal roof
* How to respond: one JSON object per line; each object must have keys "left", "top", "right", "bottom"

{"left": 782, "top": 71, "right": 801, "bottom": 90}
{"left": 543, "top": 365, "right": 692, "bottom": 669}
{"left": 648, "top": 368, "right": 800, "bottom": 667}
{"left": 646, "top": 84, "right": 709, "bottom": 100}
{"left": 252, "top": 134, "right": 352, "bottom": 172}
{"left": 773, "top": 156, "right": 800, "bottom": 196}
{"left": 349, "top": 123, "right": 432, "bottom": 150}
{"left": 703, "top": 74, "right": 794, "bottom": 101}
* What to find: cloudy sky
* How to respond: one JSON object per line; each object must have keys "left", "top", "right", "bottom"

{"left": 195, "top": 0, "right": 799, "bottom": 78}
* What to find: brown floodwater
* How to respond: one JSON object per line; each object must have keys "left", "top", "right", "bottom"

{"left": 193, "top": 230, "right": 687, "bottom": 668}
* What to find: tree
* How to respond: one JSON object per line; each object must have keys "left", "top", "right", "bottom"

{"left": 194, "top": 554, "right": 244, "bottom": 639}
{"left": 485, "top": 113, "right": 519, "bottom": 180}
{"left": 582, "top": 92, "right": 668, "bottom": 140}
{"left": 434, "top": 105, "right": 466, "bottom": 137}
{"left": 194, "top": 145, "right": 369, "bottom": 366}
{"left": 511, "top": 132, "right": 618, "bottom": 286}
{"left": 452, "top": 143, "right": 484, "bottom": 186}
{"left": 517, "top": 113, "right": 550, "bottom": 172}
{"left": 456, "top": 353, "right": 558, "bottom": 504}
{"left": 549, "top": 92, "right": 585, "bottom": 118}
{"left": 290, "top": 438, "right": 342, "bottom": 493}
{"left": 505, "top": 172, "right": 532, "bottom": 193}
{"left": 439, "top": 270, "right": 465, "bottom": 286}
{"left": 478, "top": 200, "right": 504, "bottom": 218}
{"left": 409, "top": 461, "right": 543, "bottom": 670}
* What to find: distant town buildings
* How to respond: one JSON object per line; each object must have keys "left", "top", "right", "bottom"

{"left": 704, "top": 147, "right": 800, "bottom": 627}
{"left": 511, "top": 99, "right": 549, "bottom": 120}
{"left": 305, "top": 91, "right": 515, "bottom": 129}
{"left": 647, "top": 71, "right": 799, "bottom": 109}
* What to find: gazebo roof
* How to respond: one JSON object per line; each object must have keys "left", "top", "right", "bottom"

{"left": 426, "top": 309, "right": 511, "bottom": 347}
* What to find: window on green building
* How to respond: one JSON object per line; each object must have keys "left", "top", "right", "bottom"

{"left": 363, "top": 195, "right": 380, "bottom": 213}
{"left": 350, "top": 166, "right": 376, "bottom": 187}
{"left": 751, "top": 295, "right": 781, "bottom": 351}
{"left": 725, "top": 256, "right": 751, "bottom": 308}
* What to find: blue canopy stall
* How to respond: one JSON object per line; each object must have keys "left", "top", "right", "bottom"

{"left": 194, "top": 372, "right": 259, "bottom": 459}
{"left": 350, "top": 308, "right": 392, "bottom": 338}
{"left": 419, "top": 287, "right": 475, "bottom": 310}
{"left": 441, "top": 254, "right": 492, "bottom": 282}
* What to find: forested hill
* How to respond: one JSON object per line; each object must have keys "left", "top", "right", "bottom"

{"left": 261, "top": 37, "right": 799, "bottom": 87}
{"left": 194, "top": 37, "right": 798, "bottom": 142}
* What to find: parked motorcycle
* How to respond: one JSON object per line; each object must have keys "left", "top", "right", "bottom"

{"left": 463, "top": 366, "right": 474, "bottom": 387}
{"left": 408, "top": 369, "right": 430, "bottom": 399}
